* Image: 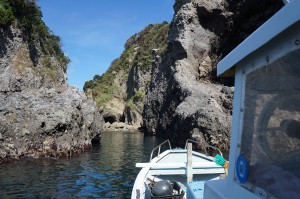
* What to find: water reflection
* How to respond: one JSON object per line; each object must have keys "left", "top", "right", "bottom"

{"left": 0, "top": 131, "right": 162, "bottom": 198}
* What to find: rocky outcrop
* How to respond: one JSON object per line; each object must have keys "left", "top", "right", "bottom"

{"left": 84, "top": 23, "right": 169, "bottom": 131}
{"left": 0, "top": 11, "right": 103, "bottom": 162}
{"left": 0, "top": 86, "right": 103, "bottom": 161}
{"left": 0, "top": 27, "right": 66, "bottom": 91}
{"left": 142, "top": 0, "right": 283, "bottom": 150}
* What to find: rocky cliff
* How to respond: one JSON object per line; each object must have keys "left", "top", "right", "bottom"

{"left": 84, "top": 22, "right": 169, "bottom": 131}
{"left": 0, "top": 0, "right": 103, "bottom": 163}
{"left": 142, "top": 0, "right": 284, "bottom": 150}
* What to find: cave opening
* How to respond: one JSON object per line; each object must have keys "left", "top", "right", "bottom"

{"left": 104, "top": 116, "right": 117, "bottom": 124}
{"left": 91, "top": 133, "right": 101, "bottom": 146}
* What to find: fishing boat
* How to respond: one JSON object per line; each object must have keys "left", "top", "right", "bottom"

{"left": 131, "top": 139, "right": 227, "bottom": 199}
{"left": 204, "top": 1, "right": 300, "bottom": 198}
{"left": 133, "top": 0, "right": 300, "bottom": 198}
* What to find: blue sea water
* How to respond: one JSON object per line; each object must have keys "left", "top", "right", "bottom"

{"left": 0, "top": 131, "right": 162, "bottom": 199}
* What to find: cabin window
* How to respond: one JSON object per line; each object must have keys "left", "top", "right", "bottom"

{"left": 238, "top": 49, "right": 300, "bottom": 198}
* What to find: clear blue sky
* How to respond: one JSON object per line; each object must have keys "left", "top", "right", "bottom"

{"left": 38, "top": 0, "right": 174, "bottom": 90}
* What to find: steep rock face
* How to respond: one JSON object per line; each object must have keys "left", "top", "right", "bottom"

{"left": 84, "top": 23, "right": 169, "bottom": 130}
{"left": 143, "top": 0, "right": 283, "bottom": 150}
{"left": 0, "top": 27, "right": 66, "bottom": 91}
{"left": 0, "top": 3, "right": 103, "bottom": 163}
{"left": 0, "top": 86, "right": 103, "bottom": 161}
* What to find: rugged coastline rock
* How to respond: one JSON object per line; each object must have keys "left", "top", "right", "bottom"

{"left": 0, "top": 86, "right": 103, "bottom": 162}
{"left": 84, "top": 23, "right": 169, "bottom": 131}
{"left": 0, "top": 2, "right": 103, "bottom": 163}
{"left": 142, "top": 0, "right": 283, "bottom": 150}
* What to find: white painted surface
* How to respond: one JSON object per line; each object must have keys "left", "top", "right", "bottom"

{"left": 136, "top": 162, "right": 221, "bottom": 168}
{"left": 132, "top": 148, "right": 225, "bottom": 199}
{"left": 210, "top": 0, "right": 300, "bottom": 198}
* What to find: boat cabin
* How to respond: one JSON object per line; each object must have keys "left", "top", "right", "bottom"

{"left": 205, "top": 1, "right": 300, "bottom": 199}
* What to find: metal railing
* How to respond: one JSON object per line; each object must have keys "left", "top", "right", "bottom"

{"left": 149, "top": 139, "right": 223, "bottom": 161}
{"left": 149, "top": 140, "right": 172, "bottom": 161}
{"left": 184, "top": 139, "right": 223, "bottom": 157}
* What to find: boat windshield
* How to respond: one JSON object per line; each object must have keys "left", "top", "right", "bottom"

{"left": 239, "top": 48, "right": 300, "bottom": 198}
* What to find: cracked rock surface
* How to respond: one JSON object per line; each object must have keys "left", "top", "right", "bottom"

{"left": 142, "top": 0, "right": 283, "bottom": 150}
{"left": 0, "top": 26, "right": 103, "bottom": 163}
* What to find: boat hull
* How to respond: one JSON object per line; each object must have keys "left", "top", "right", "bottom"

{"left": 132, "top": 149, "right": 225, "bottom": 199}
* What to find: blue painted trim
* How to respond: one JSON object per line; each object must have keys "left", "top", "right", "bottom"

{"left": 236, "top": 155, "right": 248, "bottom": 183}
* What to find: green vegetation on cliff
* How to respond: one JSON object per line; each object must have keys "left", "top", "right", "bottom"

{"left": 0, "top": 0, "right": 69, "bottom": 72}
{"left": 84, "top": 22, "right": 169, "bottom": 109}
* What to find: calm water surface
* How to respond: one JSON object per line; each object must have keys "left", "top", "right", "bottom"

{"left": 0, "top": 131, "right": 162, "bottom": 199}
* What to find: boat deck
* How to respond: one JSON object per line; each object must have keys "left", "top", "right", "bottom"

{"left": 148, "top": 149, "right": 224, "bottom": 176}
{"left": 132, "top": 141, "right": 226, "bottom": 199}
{"left": 157, "top": 150, "right": 213, "bottom": 164}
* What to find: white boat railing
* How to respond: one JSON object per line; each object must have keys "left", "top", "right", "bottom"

{"left": 149, "top": 139, "right": 172, "bottom": 161}
{"left": 149, "top": 139, "right": 223, "bottom": 161}
{"left": 184, "top": 139, "right": 223, "bottom": 157}
{"left": 136, "top": 162, "right": 220, "bottom": 168}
